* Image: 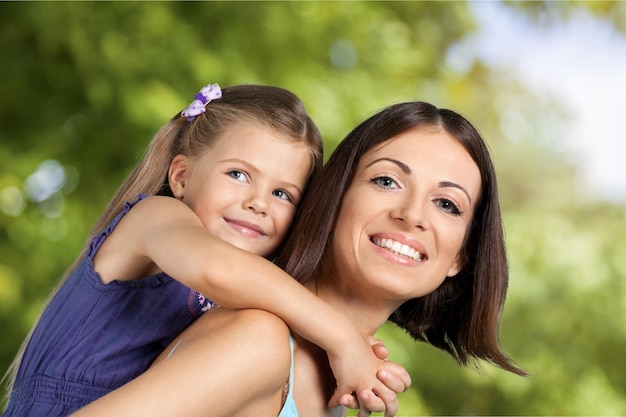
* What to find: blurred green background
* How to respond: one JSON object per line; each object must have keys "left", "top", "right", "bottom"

{"left": 1, "top": 1, "right": 624, "bottom": 415}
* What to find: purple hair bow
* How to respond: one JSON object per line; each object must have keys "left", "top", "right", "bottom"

{"left": 181, "top": 83, "right": 222, "bottom": 122}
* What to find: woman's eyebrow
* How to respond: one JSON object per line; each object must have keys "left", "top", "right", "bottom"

{"left": 439, "top": 181, "right": 472, "bottom": 205}
{"left": 366, "top": 158, "right": 472, "bottom": 204}
{"left": 366, "top": 157, "right": 411, "bottom": 174}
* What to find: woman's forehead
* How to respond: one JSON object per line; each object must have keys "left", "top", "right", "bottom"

{"left": 357, "top": 127, "right": 481, "bottom": 199}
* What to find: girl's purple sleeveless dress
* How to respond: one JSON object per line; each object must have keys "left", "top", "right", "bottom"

{"left": 2, "top": 195, "right": 212, "bottom": 417}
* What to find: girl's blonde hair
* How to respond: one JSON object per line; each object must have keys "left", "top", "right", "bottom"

{"left": 2, "top": 84, "right": 323, "bottom": 401}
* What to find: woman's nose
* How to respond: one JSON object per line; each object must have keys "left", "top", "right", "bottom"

{"left": 391, "top": 195, "right": 430, "bottom": 229}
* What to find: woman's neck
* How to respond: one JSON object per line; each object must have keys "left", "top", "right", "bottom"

{"left": 307, "top": 268, "right": 400, "bottom": 337}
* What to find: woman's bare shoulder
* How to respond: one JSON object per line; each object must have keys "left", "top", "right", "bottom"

{"left": 160, "top": 307, "right": 292, "bottom": 364}
{"left": 156, "top": 307, "right": 293, "bottom": 416}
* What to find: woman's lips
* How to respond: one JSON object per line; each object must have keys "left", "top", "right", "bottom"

{"left": 370, "top": 233, "right": 428, "bottom": 264}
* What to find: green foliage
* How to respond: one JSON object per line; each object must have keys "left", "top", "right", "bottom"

{"left": 1, "top": 2, "right": 624, "bottom": 414}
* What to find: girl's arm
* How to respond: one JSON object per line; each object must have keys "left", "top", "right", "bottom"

{"left": 71, "top": 309, "right": 293, "bottom": 417}
{"left": 102, "top": 196, "right": 401, "bottom": 413}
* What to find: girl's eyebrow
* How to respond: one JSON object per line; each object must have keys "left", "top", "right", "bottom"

{"left": 220, "top": 158, "right": 258, "bottom": 173}
{"left": 366, "top": 157, "right": 472, "bottom": 204}
{"left": 221, "top": 158, "right": 304, "bottom": 195}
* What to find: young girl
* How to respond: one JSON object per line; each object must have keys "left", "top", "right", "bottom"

{"left": 2, "top": 83, "right": 407, "bottom": 416}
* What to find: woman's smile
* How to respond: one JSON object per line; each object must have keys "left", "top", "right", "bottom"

{"left": 370, "top": 234, "right": 426, "bottom": 263}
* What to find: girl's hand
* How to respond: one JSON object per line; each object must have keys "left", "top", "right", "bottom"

{"left": 376, "top": 360, "right": 411, "bottom": 396}
{"left": 326, "top": 335, "right": 409, "bottom": 417}
{"left": 370, "top": 336, "right": 411, "bottom": 394}
{"left": 332, "top": 337, "right": 411, "bottom": 416}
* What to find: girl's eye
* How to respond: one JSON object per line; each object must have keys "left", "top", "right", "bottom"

{"left": 272, "top": 189, "right": 294, "bottom": 203}
{"left": 435, "top": 198, "right": 462, "bottom": 215}
{"left": 371, "top": 176, "right": 399, "bottom": 189}
{"left": 227, "top": 170, "right": 248, "bottom": 182}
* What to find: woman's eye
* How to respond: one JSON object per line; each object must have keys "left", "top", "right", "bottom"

{"left": 272, "top": 189, "right": 293, "bottom": 203}
{"left": 436, "top": 198, "right": 462, "bottom": 215}
{"left": 227, "top": 170, "right": 248, "bottom": 182}
{"left": 371, "top": 176, "right": 399, "bottom": 189}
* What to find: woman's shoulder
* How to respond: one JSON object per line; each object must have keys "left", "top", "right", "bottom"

{"left": 183, "top": 307, "right": 292, "bottom": 350}
{"left": 173, "top": 307, "right": 292, "bottom": 381}
{"left": 156, "top": 308, "right": 293, "bottom": 416}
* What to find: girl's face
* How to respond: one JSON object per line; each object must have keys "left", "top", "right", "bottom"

{"left": 170, "top": 123, "right": 312, "bottom": 257}
{"left": 330, "top": 126, "right": 481, "bottom": 303}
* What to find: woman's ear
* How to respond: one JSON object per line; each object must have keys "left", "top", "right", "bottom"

{"left": 168, "top": 154, "right": 189, "bottom": 199}
{"left": 447, "top": 254, "right": 464, "bottom": 278}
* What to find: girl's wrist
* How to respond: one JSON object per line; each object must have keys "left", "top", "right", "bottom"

{"left": 322, "top": 315, "right": 361, "bottom": 356}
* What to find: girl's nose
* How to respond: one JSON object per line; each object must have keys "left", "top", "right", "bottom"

{"left": 244, "top": 192, "right": 268, "bottom": 216}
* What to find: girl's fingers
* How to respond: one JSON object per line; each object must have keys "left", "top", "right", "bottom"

{"left": 378, "top": 361, "right": 412, "bottom": 393}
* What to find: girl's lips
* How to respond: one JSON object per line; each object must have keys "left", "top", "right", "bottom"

{"left": 224, "top": 218, "right": 266, "bottom": 238}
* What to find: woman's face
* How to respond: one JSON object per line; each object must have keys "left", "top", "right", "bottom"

{"left": 331, "top": 126, "right": 481, "bottom": 303}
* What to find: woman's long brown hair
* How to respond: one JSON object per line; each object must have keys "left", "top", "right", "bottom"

{"left": 276, "top": 101, "right": 526, "bottom": 376}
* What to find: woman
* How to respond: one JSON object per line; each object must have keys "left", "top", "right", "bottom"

{"left": 73, "top": 101, "right": 525, "bottom": 417}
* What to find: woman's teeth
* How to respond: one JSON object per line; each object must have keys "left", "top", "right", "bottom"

{"left": 373, "top": 237, "right": 423, "bottom": 261}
